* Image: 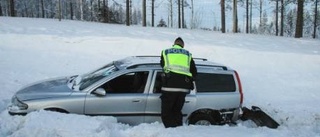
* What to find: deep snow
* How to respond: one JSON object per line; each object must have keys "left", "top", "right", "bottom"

{"left": 0, "top": 17, "right": 320, "bottom": 137}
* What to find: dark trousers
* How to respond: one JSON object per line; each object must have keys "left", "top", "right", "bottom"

{"left": 160, "top": 91, "right": 187, "bottom": 128}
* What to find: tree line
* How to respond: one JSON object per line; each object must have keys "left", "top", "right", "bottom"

{"left": 223, "top": 0, "right": 319, "bottom": 38}
{"left": 0, "top": 0, "right": 319, "bottom": 39}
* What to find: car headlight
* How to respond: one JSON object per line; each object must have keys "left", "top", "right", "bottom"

{"left": 11, "top": 96, "right": 28, "bottom": 110}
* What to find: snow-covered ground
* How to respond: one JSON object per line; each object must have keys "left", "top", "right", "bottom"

{"left": 0, "top": 17, "right": 320, "bottom": 137}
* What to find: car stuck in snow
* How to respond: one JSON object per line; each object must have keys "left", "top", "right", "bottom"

{"left": 9, "top": 56, "right": 274, "bottom": 127}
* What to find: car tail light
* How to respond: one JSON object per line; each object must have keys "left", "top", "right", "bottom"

{"left": 235, "top": 71, "right": 243, "bottom": 105}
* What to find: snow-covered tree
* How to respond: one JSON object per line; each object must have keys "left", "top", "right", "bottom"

{"left": 157, "top": 18, "right": 167, "bottom": 27}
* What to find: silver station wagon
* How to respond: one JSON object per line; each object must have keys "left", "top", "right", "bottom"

{"left": 8, "top": 56, "right": 243, "bottom": 125}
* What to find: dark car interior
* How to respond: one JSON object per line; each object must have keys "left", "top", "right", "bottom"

{"left": 101, "top": 71, "right": 149, "bottom": 94}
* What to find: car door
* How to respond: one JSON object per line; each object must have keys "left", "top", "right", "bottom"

{"left": 84, "top": 71, "right": 150, "bottom": 125}
{"left": 144, "top": 70, "right": 196, "bottom": 123}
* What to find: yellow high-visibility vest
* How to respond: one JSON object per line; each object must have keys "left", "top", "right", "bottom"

{"left": 162, "top": 45, "right": 192, "bottom": 77}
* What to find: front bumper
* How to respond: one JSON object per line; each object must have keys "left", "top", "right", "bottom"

{"left": 7, "top": 105, "right": 28, "bottom": 116}
{"left": 8, "top": 96, "right": 28, "bottom": 115}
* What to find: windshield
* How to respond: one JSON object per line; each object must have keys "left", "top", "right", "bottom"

{"left": 72, "top": 63, "right": 118, "bottom": 91}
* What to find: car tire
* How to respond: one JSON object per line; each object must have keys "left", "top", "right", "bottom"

{"left": 189, "top": 112, "right": 221, "bottom": 125}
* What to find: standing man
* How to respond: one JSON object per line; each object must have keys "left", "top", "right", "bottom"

{"left": 160, "top": 37, "right": 197, "bottom": 128}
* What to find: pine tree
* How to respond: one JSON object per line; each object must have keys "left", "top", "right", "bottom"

{"left": 304, "top": 10, "right": 313, "bottom": 37}
{"left": 286, "top": 9, "right": 296, "bottom": 37}
{"left": 157, "top": 18, "right": 167, "bottom": 27}
{"left": 259, "top": 11, "right": 269, "bottom": 34}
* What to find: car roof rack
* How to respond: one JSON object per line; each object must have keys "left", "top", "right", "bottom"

{"left": 135, "top": 56, "right": 208, "bottom": 61}
{"left": 196, "top": 64, "right": 228, "bottom": 70}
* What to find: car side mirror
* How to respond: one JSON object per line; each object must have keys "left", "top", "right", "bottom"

{"left": 93, "top": 88, "right": 106, "bottom": 96}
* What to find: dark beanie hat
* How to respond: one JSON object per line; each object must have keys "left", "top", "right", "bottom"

{"left": 174, "top": 37, "right": 184, "bottom": 47}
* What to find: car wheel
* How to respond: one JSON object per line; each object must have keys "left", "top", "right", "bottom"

{"left": 189, "top": 112, "right": 221, "bottom": 125}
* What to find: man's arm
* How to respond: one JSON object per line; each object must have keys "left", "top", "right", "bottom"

{"left": 160, "top": 51, "right": 164, "bottom": 68}
{"left": 190, "top": 58, "right": 197, "bottom": 80}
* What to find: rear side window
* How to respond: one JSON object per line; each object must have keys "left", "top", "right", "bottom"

{"left": 196, "top": 73, "right": 236, "bottom": 92}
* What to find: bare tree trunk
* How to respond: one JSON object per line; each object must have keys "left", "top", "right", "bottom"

{"left": 41, "top": 0, "right": 44, "bottom": 18}
{"left": 246, "top": 0, "right": 249, "bottom": 33}
{"left": 37, "top": 0, "right": 40, "bottom": 18}
{"left": 6, "top": 1, "right": 9, "bottom": 16}
{"left": 233, "top": 0, "right": 238, "bottom": 33}
{"left": 313, "top": 0, "right": 318, "bottom": 38}
{"left": 58, "top": 0, "right": 61, "bottom": 21}
{"left": 80, "top": 0, "right": 83, "bottom": 20}
{"left": 90, "top": 0, "right": 93, "bottom": 21}
{"left": 182, "top": 0, "right": 185, "bottom": 28}
{"left": 142, "top": 0, "right": 146, "bottom": 27}
{"left": 21, "top": 1, "right": 28, "bottom": 17}
{"left": 23, "top": 1, "right": 28, "bottom": 17}
{"left": 126, "top": 0, "right": 130, "bottom": 26}
{"left": 221, "top": 0, "right": 226, "bottom": 33}
{"left": 280, "top": 0, "right": 284, "bottom": 36}
{"left": 102, "top": 0, "right": 106, "bottom": 22}
{"left": 0, "top": 2, "right": 3, "bottom": 16}
{"left": 170, "top": 0, "right": 173, "bottom": 27}
{"left": 106, "top": 0, "right": 109, "bottom": 23}
{"left": 64, "top": 0, "right": 67, "bottom": 19}
{"left": 275, "top": 0, "right": 279, "bottom": 36}
{"left": 295, "top": 0, "right": 304, "bottom": 38}
{"left": 250, "top": 0, "right": 253, "bottom": 32}
{"left": 70, "top": 1, "right": 73, "bottom": 20}
{"left": 178, "top": 0, "right": 181, "bottom": 28}
{"left": 9, "top": 0, "right": 15, "bottom": 17}
{"left": 129, "top": 0, "right": 132, "bottom": 24}
{"left": 191, "top": 0, "right": 194, "bottom": 29}
{"left": 259, "top": 0, "right": 262, "bottom": 27}
{"left": 152, "top": 0, "right": 154, "bottom": 27}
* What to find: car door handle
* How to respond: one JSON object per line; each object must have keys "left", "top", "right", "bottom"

{"left": 132, "top": 99, "right": 141, "bottom": 103}
{"left": 185, "top": 100, "right": 191, "bottom": 103}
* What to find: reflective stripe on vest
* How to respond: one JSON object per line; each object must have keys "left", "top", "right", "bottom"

{"left": 162, "top": 45, "right": 192, "bottom": 77}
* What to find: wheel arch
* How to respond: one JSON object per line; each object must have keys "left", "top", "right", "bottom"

{"left": 44, "top": 107, "right": 69, "bottom": 113}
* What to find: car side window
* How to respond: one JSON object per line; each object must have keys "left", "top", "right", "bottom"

{"left": 153, "top": 71, "right": 163, "bottom": 93}
{"left": 196, "top": 73, "right": 236, "bottom": 92}
{"left": 100, "top": 71, "right": 149, "bottom": 94}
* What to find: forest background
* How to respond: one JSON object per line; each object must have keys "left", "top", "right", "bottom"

{"left": 1, "top": 0, "right": 319, "bottom": 39}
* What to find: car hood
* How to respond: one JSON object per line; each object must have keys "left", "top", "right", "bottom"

{"left": 16, "top": 77, "right": 73, "bottom": 101}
